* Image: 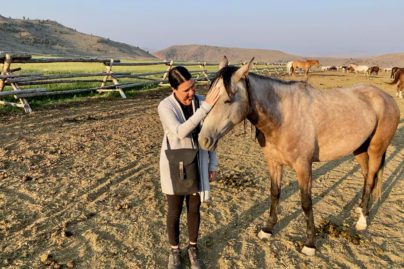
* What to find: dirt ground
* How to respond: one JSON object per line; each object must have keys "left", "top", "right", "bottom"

{"left": 0, "top": 71, "right": 403, "bottom": 268}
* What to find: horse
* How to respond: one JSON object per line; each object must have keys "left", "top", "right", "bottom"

{"left": 348, "top": 63, "right": 370, "bottom": 74}
{"left": 391, "top": 67, "right": 400, "bottom": 78}
{"left": 290, "top": 59, "right": 320, "bottom": 77}
{"left": 286, "top": 61, "right": 293, "bottom": 75}
{"left": 341, "top": 65, "right": 350, "bottom": 73}
{"left": 320, "top": 66, "right": 330, "bottom": 71}
{"left": 387, "top": 68, "right": 404, "bottom": 98}
{"left": 368, "top": 66, "right": 380, "bottom": 76}
{"left": 198, "top": 56, "right": 400, "bottom": 256}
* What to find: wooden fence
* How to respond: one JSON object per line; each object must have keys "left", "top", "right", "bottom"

{"left": 0, "top": 53, "right": 286, "bottom": 113}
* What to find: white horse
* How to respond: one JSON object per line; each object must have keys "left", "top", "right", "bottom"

{"left": 321, "top": 66, "right": 330, "bottom": 71}
{"left": 286, "top": 61, "right": 293, "bottom": 75}
{"left": 349, "top": 64, "right": 369, "bottom": 74}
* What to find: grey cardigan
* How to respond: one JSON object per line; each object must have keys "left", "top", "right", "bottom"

{"left": 158, "top": 93, "right": 218, "bottom": 202}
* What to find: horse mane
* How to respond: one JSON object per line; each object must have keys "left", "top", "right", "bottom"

{"left": 209, "top": 65, "right": 239, "bottom": 97}
{"left": 248, "top": 72, "right": 302, "bottom": 86}
{"left": 210, "top": 65, "right": 302, "bottom": 97}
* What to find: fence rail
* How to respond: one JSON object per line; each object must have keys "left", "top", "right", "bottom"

{"left": 0, "top": 53, "right": 286, "bottom": 113}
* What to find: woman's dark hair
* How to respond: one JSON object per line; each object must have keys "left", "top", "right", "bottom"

{"left": 168, "top": 66, "right": 192, "bottom": 89}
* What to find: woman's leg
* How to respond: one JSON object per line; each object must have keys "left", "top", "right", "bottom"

{"left": 186, "top": 193, "right": 201, "bottom": 244}
{"left": 166, "top": 195, "right": 185, "bottom": 247}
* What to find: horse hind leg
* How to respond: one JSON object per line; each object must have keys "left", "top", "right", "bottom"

{"left": 353, "top": 143, "right": 369, "bottom": 207}
{"left": 294, "top": 161, "right": 316, "bottom": 256}
{"left": 353, "top": 143, "right": 370, "bottom": 231}
{"left": 258, "top": 160, "right": 282, "bottom": 240}
{"left": 356, "top": 138, "right": 387, "bottom": 231}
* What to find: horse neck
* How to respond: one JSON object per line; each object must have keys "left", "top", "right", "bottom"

{"left": 246, "top": 74, "right": 282, "bottom": 131}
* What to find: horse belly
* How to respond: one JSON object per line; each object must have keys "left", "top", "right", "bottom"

{"left": 316, "top": 112, "right": 376, "bottom": 162}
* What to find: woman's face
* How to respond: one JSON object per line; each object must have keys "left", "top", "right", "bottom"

{"left": 174, "top": 79, "right": 196, "bottom": 106}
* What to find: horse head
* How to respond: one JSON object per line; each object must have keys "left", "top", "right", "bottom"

{"left": 198, "top": 56, "right": 254, "bottom": 151}
{"left": 312, "top": 60, "right": 320, "bottom": 67}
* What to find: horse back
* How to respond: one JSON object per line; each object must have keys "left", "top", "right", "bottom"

{"left": 271, "top": 84, "right": 398, "bottom": 162}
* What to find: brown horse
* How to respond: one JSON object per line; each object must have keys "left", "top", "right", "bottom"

{"left": 290, "top": 59, "right": 320, "bottom": 77}
{"left": 199, "top": 57, "right": 400, "bottom": 256}
{"left": 368, "top": 66, "right": 380, "bottom": 76}
{"left": 387, "top": 68, "right": 404, "bottom": 98}
{"left": 390, "top": 67, "right": 400, "bottom": 78}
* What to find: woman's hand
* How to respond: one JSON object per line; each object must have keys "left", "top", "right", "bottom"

{"left": 204, "top": 86, "right": 221, "bottom": 106}
{"left": 209, "top": 171, "right": 217, "bottom": 182}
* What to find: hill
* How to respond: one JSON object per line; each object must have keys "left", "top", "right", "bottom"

{"left": 154, "top": 44, "right": 300, "bottom": 63}
{"left": 155, "top": 44, "right": 404, "bottom": 67}
{"left": 0, "top": 15, "right": 156, "bottom": 59}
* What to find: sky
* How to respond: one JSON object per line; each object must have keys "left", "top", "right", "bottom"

{"left": 2, "top": 0, "right": 404, "bottom": 57}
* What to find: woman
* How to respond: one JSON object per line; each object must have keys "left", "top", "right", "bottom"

{"left": 158, "top": 66, "right": 220, "bottom": 269}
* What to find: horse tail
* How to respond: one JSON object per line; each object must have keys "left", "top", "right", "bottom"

{"left": 387, "top": 70, "right": 400, "bottom": 85}
{"left": 372, "top": 152, "right": 386, "bottom": 201}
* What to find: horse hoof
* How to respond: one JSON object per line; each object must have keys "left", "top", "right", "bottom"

{"left": 301, "top": 246, "right": 316, "bottom": 256}
{"left": 257, "top": 229, "right": 272, "bottom": 240}
{"left": 355, "top": 221, "right": 367, "bottom": 231}
{"left": 355, "top": 208, "right": 367, "bottom": 231}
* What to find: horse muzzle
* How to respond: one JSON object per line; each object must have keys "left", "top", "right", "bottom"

{"left": 198, "top": 136, "right": 217, "bottom": 151}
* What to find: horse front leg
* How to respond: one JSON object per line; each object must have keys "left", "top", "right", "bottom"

{"left": 295, "top": 161, "right": 316, "bottom": 256}
{"left": 258, "top": 160, "right": 283, "bottom": 240}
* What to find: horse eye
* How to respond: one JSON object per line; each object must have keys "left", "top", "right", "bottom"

{"left": 224, "top": 99, "right": 231, "bottom": 104}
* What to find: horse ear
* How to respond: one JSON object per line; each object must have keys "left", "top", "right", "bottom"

{"left": 234, "top": 57, "right": 254, "bottom": 81}
{"left": 219, "top": 56, "right": 228, "bottom": 70}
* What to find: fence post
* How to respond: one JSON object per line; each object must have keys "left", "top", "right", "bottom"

{"left": 0, "top": 54, "right": 32, "bottom": 113}
{"left": 100, "top": 58, "right": 113, "bottom": 88}
{"left": 199, "top": 62, "right": 211, "bottom": 83}
{"left": 160, "top": 60, "right": 173, "bottom": 85}
{"left": 0, "top": 54, "right": 12, "bottom": 91}
{"left": 98, "top": 59, "right": 126, "bottom": 98}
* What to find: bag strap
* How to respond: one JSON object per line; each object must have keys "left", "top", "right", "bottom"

{"left": 166, "top": 135, "right": 171, "bottom": 150}
{"left": 192, "top": 96, "right": 200, "bottom": 148}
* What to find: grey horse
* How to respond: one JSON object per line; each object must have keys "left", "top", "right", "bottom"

{"left": 198, "top": 56, "right": 400, "bottom": 255}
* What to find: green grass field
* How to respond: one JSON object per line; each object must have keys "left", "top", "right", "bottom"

{"left": 0, "top": 58, "right": 230, "bottom": 112}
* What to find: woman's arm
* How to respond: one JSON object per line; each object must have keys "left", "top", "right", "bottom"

{"left": 158, "top": 101, "right": 212, "bottom": 139}
{"left": 208, "top": 151, "right": 218, "bottom": 171}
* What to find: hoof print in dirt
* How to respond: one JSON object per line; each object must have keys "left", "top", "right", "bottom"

{"left": 62, "top": 229, "right": 73, "bottom": 237}
{"left": 22, "top": 175, "right": 33, "bottom": 182}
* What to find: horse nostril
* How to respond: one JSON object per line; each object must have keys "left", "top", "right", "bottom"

{"left": 199, "top": 137, "right": 212, "bottom": 149}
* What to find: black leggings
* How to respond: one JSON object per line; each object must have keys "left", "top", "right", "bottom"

{"left": 166, "top": 194, "right": 201, "bottom": 246}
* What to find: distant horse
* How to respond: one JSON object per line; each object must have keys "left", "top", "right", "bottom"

{"left": 320, "top": 66, "right": 330, "bottom": 71}
{"left": 290, "top": 59, "right": 320, "bottom": 77}
{"left": 341, "top": 65, "right": 349, "bottom": 73}
{"left": 387, "top": 68, "right": 404, "bottom": 98}
{"left": 199, "top": 57, "right": 400, "bottom": 256}
{"left": 391, "top": 67, "right": 400, "bottom": 78}
{"left": 348, "top": 64, "right": 369, "bottom": 74}
{"left": 286, "top": 61, "right": 293, "bottom": 75}
{"left": 321, "top": 66, "right": 337, "bottom": 71}
{"left": 368, "top": 66, "right": 380, "bottom": 76}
